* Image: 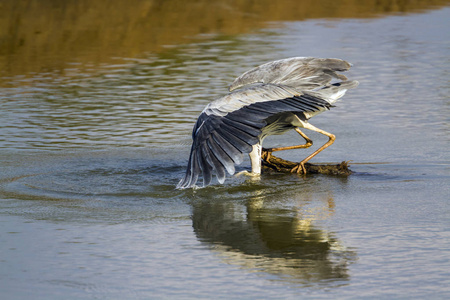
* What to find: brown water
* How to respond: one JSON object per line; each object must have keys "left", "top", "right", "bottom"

{"left": 1, "top": 1, "right": 450, "bottom": 299}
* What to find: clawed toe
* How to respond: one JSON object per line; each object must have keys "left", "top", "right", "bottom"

{"left": 291, "top": 163, "right": 307, "bottom": 174}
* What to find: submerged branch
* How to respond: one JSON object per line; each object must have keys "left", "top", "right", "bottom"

{"left": 261, "top": 150, "right": 352, "bottom": 176}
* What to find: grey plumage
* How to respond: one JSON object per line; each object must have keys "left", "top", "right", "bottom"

{"left": 177, "top": 57, "right": 358, "bottom": 189}
{"left": 228, "top": 57, "right": 351, "bottom": 92}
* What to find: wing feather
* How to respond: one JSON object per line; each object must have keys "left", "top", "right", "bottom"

{"left": 206, "top": 138, "right": 235, "bottom": 175}
{"left": 202, "top": 142, "right": 227, "bottom": 183}
{"left": 220, "top": 122, "right": 259, "bottom": 145}
{"left": 182, "top": 147, "right": 199, "bottom": 189}
{"left": 221, "top": 117, "right": 261, "bottom": 137}
{"left": 211, "top": 131, "right": 244, "bottom": 165}
{"left": 215, "top": 127, "right": 253, "bottom": 153}
{"left": 224, "top": 112, "right": 267, "bottom": 128}
{"left": 196, "top": 147, "right": 212, "bottom": 187}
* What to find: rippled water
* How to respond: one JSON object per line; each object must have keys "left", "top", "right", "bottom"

{"left": 1, "top": 5, "right": 450, "bottom": 300}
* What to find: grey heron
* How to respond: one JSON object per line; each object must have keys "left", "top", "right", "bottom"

{"left": 177, "top": 57, "right": 358, "bottom": 189}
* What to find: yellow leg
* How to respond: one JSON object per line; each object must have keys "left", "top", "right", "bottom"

{"left": 263, "top": 128, "right": 313, "bottom": 162}
{"left": 291, "top": 123, "right": 336, "bottom": 174}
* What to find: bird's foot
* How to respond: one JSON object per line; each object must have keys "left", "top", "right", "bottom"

{"left": 235, "top": 170, "right": 260, "bottom": 177}
{"left": 291, "top": 162, "right": 307, "bottom": 174}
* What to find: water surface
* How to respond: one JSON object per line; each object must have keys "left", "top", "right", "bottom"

{"left": 1, "top": 2, "right": 449, "bottom": 299}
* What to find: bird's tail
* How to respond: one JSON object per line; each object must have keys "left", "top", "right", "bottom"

{"left": 311, "top": 80, "right": 359, "bottom": 105}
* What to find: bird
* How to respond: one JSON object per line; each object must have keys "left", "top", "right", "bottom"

{"left": 177, "top": 57, "right": 358, "bottom": 189}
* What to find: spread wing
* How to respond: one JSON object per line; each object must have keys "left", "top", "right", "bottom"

{"left": 229, "top": 57, "right": 352, "bottom": 92}
{"left": 176, "top": 84, "right": 331, "bottom": 189}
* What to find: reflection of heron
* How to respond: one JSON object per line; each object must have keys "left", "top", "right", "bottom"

{"left": 178, "top": 57, "right": 358, "bottom": 189}
{"left": 191, "top": 192, "right": 357, "bottom": 286}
